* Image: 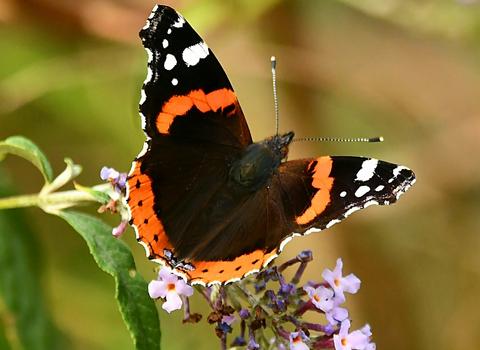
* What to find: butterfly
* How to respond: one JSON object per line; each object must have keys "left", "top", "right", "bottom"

{"left": 126, "top": 5, "right": 416, "bottom": 286}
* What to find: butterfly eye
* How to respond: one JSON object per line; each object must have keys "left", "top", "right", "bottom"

{"left": 282, "top": 144, "right": 289, "bottom": 159}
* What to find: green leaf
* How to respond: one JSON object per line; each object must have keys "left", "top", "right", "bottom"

{"left": 58, "top": 211, "right": 161, "bottom": 350}
{"left": 0, "top": 319, "right": 12, "bottom": 350}
{"left": 74, "top": 183, "right": 111, "bottom": 205}
{"left": 0, "top": 166, "right": 66, "bottom": 350}
{"left": 0, "top": 136, "right": 53, "bottom": 184}
{"left": 39, "top": 158, "right": 82, "bottom": 195}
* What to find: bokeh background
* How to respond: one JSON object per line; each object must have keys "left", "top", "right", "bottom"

{"left": 1, "top": 0, "right": 480, "bottom": 349}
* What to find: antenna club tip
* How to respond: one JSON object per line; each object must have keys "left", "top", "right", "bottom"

{"left": 368, "top": 136, "right": 384, "bottom": 142}
{"left": 271, "top": 56, "right": 276, "bottom": 61}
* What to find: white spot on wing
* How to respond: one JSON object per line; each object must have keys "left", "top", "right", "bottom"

{"left": 264, "top": 254, "right": 278, "bottom": 267}
{"left": 138, "top": 140, "right": 149, "bottom": 157}
{"left": 172, "top": 78, "right": 178, "bottom": 86}
{"left": 355, "top": 158, "right": 378, "bottom": 182}
{"left": 279, "top": 228, "right": 321, "bottom": 253}
{"left": 340, "top": 191, "right": 347, "bottom": 197}
{"left": 139, "top": 112, "right": 147, "bottom": 130}
{"left": 142, "top": 5, "right": 158, "bottom": 30}
{"left": 149, "top": 5, "right": 158, "bottom": 18}
{"left": 375, "top": 185, "right": 385, "bottom": 192}
{"left": 363, "top": 201, "right": 377, "bottom": 209}
{"left": 393, "top": 165, "right": 409, "bottom": 177}
{"left": 164, "top": 54, "right": 177, "bottom": 70}
{"left": 144, "top": 67, "right": 153, "bottom": 84}
{"left": 172, "top": 14, "right": 186, "bottom": 28}
{"left": 279, "top": 236, "right": 294, "bottom": 252}
{"left": 388, "top": 165, "right": 410, "bottom": 184}
{"left": 182, "top": 41, "right": 209, "bottom": 67}
{"left": 326, "top": 219, "right": 341, "bottom": 228}
{"left": 146, "top": 48, "right": 154, "bottom": 63}
{"left": 139, "top": 89, "right": 146, "bottom": 105}
{"left": 162, "top": 39, "right": 168, "bottom": 48}
{"left": 345, "top": 206, "right": 360, "bottom": 217}
{"left": 355, "top": 185, "right": 371, "bottom": 197}
{"left": 167, "top": 28, "right": 172, "bottom": 34}
{"left": 303, "top": 227, "right": 321, "bottom": 236}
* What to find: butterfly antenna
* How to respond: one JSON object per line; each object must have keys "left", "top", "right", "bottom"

{"left": 292, "top": 136, "right": 384, "bottom": 143}
{"left": 271, "top": 56, "right": 279, "bottom": 136}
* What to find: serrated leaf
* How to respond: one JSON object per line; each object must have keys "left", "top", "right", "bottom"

{"left": 0, "top": 136, "right": 53, "bottom": 184}
{"left": 58, "top": 211, "right": 160, "bottom": 350}
{"left": 0, "top": 166, "right": 66, "bottom": 350}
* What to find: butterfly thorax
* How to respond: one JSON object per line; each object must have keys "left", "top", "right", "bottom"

{"left": 230, "top": 132, "right": 294, "bottom": 191}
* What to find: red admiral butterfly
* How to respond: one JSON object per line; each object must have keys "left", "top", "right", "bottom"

{"left": 126, "top": 5, "right": 416, "bottom": 286}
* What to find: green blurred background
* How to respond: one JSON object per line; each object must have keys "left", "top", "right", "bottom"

{"left": 1, "top": 0, "right": 480, "bottom": 349}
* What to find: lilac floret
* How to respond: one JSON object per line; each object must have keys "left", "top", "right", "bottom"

{"left": 148, "top": 268, "right": 194, "bottom": 313}
{"left": 323, "top": 258, "right": 361, "bottom": 302}
{"left": 304, "top": 285, "right": 334, "bottom": 312}
{"left": 112, "top": 219, "right": 128, "bottom": 238}
{"left": 100, "top": 166, "right": 127, "bottom": 194}
{"left": 238, "top": 309, "right": 250, "bottom": 319}
{"left": 334, "top": 319, "right": 369, "bottom": 350}
{"left": 290, "top": 330, "right": 310, "bottom": 350}
{"left": 100, "top": 167, "right": 119, "bottom": 181}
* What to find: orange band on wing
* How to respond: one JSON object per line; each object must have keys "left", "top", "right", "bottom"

{"left": 127, "top": 161, "right": 174, "bottom": 255}
{"left": 180, "top": 249, "right": 278, "bottom": 285}
{"left": 156, "top": 88, "right": 238, "bottom": 134}
{"left": 296, "top": 156, "right": 334, "bottom": 225}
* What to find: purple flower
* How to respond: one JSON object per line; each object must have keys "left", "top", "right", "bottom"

{"left": 216, "top": 322, "right": 232, "bottom": 334}
{"left": 323, "top": 258, "right": 361, "bottom": 302}
{"left": 239, "top": 309, "right": 250, "bottom": 319}
{"left": 278, "top": 281, "right": 296, "bottom": 298}
{"left": 290, "top": 330, "right": 310, "bottom": 350}
{"left": 100, "top": 166, "right": 127, "bottom": 194}
{"left": 304, "top": 285, "right": 334, "bottom": 312}
{"left": 325, "top": 297, "right": 349, "bottom": 326}
{"left": 360, "top": 324, "right": 371, "bottom": 337}
{"left": 100, "top": 167, "right": 119, "bottom": 181}
{"left": 148, "top": 268, "right": 194, "bottom": 313}
{"left": 324, "top": 323, "right": 335, "bottom": 337}
{"left": 231, "top": 336, "right": 247, "bottom": 347}
{"left": 360, "top": 324, "right": 376, "bottom": 350}
{"left": 112, "top": 219, "right": 128, "bottom": 238}
{"left": 254, "top": 281, "right": 266, "bottom": 293}
{"left": 222, "top": 315, "right": 238, "bottom": 326}
{"left": 297, "top": 250, "right": 313, "bottom": 261}
{"left": 333, "top": 319, "right": 369, "bottom": 350}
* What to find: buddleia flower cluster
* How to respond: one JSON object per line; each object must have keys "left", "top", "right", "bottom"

{"left": 148, "top": 252, "right": 376, "bottom": 350}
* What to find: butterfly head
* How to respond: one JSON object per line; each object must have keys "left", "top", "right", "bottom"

{"left": 230, "top": 131, "right": 294, "bottom": 191}
{"left": 276, "top": 131, "right": 295, "bottom": 161}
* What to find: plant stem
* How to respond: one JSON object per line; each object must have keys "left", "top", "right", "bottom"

{"left": 0, "top": 190, "right": 97, "bottom": 210}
